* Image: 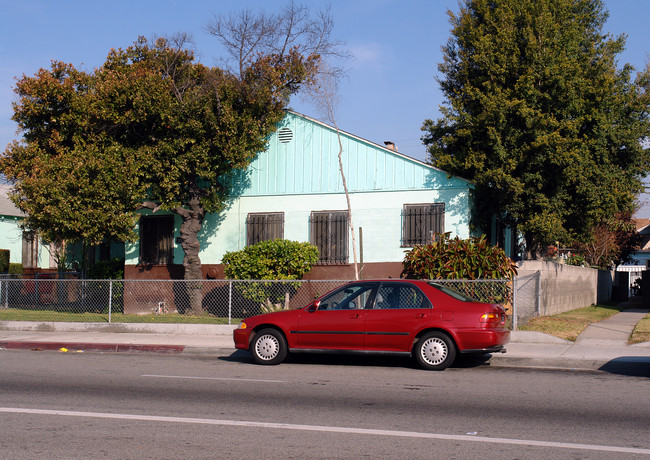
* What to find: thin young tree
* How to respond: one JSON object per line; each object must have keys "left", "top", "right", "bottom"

{"left": 303, "top": 63, "right": 359, "bottom": 279}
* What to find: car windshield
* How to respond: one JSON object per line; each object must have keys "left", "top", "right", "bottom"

{"left": 428, "top": 282, "right": 479, "bottom": 302}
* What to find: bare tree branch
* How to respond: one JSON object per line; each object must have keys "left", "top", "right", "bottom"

{"left": 205, "top": 1, "right": 349, "bottom": 79}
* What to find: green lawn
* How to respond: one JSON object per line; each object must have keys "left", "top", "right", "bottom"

{"left": 519, "top": 304, "right": 627, "bottom": 342}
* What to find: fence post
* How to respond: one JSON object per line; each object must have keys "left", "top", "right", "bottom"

{"left": 108, "top": 280, "right": 113, "bottom": 323}
{"left": 512, "top": 277, "right": 518, "bottom": 331}
{"left": 34, "top": 277, "right": 39, "bottom": 308}
{"left": 228, "top": 281, "right": 232, "bottom": 325}
{"left": 536, "top": 270, "right": 542, "bottom": 317}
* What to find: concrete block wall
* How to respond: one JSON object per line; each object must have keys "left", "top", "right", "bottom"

{"left": 517, "top": 261, "right": 611, "bottom": 316}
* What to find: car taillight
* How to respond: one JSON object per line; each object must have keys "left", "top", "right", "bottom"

{"left": 479, "top": 312, "right": 500, "bottom": 325}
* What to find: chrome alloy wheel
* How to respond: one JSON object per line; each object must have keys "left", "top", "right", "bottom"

{"left": 420, "top": 336, "right": 448, "bottom": 366}
{"left": 255, "top": 333, "right": 281, "bottom": 361}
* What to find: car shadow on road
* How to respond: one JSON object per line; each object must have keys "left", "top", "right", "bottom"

{"left": 598, "top": 358, "right": 650, "bottom": 378}
{"left": 219, "top": 351, "right": 494, "bottom": 370}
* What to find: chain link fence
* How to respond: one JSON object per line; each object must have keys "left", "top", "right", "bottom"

{"left": 0, "top": 278, "right": 343, "bottom": 324}
{"left": 512, "top": 272, "right": 541, "bottom": 329}
{"left": 0, "top": 276, "right": 539, "bottom": 328}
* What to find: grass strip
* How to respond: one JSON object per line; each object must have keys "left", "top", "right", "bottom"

{"left": 0, "top": 308, "right": 236, "bottom": 325}
{"left": 630, "top": 313, "right": 650, "bottom": 344}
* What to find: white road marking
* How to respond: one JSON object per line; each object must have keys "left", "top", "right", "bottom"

{"left": 141, "top": 374, "right": 286, "bottom": 383}
{"left": 1, "top": 407, "right": 649, "bottom": 455}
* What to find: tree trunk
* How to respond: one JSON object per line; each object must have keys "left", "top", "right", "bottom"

{"left": 524, "top": 232, "right": 541, "bottom": 260}
{"left": 176, "top": 196, "right": 205, "bottom": 315}
{"left": 334, "top": 124, "right": 359, "bottom": 280}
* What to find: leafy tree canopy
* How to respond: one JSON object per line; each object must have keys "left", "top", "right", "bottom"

{"left": 1, "top": 31, "right": 322, "bottom": 311}
{"left": 2, "top": 61, "right": 145, "bottom": 248}
{"left": 422, "top": 0, "right": 650, "bottom": 257}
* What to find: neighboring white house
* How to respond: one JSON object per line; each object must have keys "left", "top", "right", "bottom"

{"left": 614, "top": 218, "right": 650, "bottom": 296}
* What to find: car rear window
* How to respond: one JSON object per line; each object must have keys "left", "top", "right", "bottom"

{"left": 428, "top": 282, "right": 479, "bottom": 302}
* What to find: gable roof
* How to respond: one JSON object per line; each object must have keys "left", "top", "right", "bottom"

{"left": 634, "top": 218, "right": 650, "bottom": 233}
{"left": 236, "top": 111, "right": 472, "bottom": 197}
{"left": 0, "top": 185, "right": 23, "bottom": 218}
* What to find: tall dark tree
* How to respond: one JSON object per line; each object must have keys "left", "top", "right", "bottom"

{"left": 422, "top": 0, "right": 650, "bottom": 257}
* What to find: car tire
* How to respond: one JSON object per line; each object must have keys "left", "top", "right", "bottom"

{"left": 251, "top": 328, "right": 288, "bottom": 365}
{"left": 414, "top": 331, "right": 456, "bottom": 370}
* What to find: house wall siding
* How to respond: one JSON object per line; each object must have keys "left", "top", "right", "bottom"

{"left": 236, "top": 113, "right": 470, "bottom": 196}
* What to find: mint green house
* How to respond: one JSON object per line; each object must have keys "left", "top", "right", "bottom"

{"left": 0, "top": 185, "right": 48, "bottom": 271}
{"left": 125, "top": 111, "right": 475, "bottom": 280}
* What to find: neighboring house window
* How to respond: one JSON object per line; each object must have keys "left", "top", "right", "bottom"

{"left": 247, "top": 212, "right": 284, "bottom": 246}
{"left": 401, "top": 203, "right": 445, "bottom": 246}
{"left": 22, "top": 231, "right": 39, "bottom": 268}
{"left": 311, "top": 211, "right": 348, "bottom": 265}
{"left": 140, "top": 215, "right": 174, "bottom": 265}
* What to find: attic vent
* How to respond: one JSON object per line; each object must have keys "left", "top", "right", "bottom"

{"left": 278, "top": 127, "right": 293, "bottom": 144}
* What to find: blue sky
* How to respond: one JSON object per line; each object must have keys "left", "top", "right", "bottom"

{"left": 1, "top": 0, "right": 648, "bottom": 211}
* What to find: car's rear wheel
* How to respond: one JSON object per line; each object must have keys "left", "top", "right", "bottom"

{"left": 414, "top": 331, "right": 456, "bottom": 370}
{"left": 251, "top": 328, "right": 288, "bottom": 365}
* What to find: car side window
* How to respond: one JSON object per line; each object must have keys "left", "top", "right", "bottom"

{"left": 319, "top": 284, "right": 376, "bottom": 310}
{"left": 375, "top": 284, "right": 431, "bottom": 309}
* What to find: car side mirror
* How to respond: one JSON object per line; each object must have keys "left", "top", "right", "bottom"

{"left": 308, "top": 300, "right": 320, "bottom": 312}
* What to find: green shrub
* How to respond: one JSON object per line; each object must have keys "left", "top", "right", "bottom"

{"left": 565, "top": 254, "right": 587, "bottom": 267}
{"left": 223, "top": 239, "right": 319, "bottom": 311}
{"left": 401, "top": 233, "right": 517, "bottom": 280}
{"left": 8, "top": 263, "right": 23, "bottom": 275}
{"left": 87, "top": 258, "right": 124, "bottom": 279}
{"left": 223, "top": 239, "right": 319, "bottom": 280}
{"left": 0, "top": 250, "right": 9, "bottom": 273}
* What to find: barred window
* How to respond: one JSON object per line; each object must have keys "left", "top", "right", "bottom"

{"left": 22, "top": 231, "right": 39, "bottom": 268}
{"left": 401, "top": 203, "right": 445, "bottom": 246}
{"left": 247, "top": 212, "right": 284, "bottom": 246}
{"left": 140, "top": 215, "right": 174, "bottom": 265}
{"left": 311, "top": 211, "right": 348, "bottom": 265}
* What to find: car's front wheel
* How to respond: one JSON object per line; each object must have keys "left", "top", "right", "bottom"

{"left": 414, "top": 331, "right": 456, "bottom": 370}
{"left": 251, "top": 328, "right": 288, "bottom": 365}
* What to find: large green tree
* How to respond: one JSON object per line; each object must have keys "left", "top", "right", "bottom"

{"left": 2, "top": 62, "right": 146, "bottom": 272}
{"left": 422, "top": 0, "right": 650, "bottom": 257}
{"left": 2, "top": 35, "right": 319, "bottom": 313}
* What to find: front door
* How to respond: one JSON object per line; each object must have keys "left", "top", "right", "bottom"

{"left": 296, "top": 283, "right": 376, "bottom": 350}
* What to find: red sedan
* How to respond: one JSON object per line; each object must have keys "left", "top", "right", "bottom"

{"left": 233, "top": 279, "right": 509, "bottom": 370}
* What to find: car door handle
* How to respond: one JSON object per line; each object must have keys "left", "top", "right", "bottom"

{"left": 350, "top": 314, "right": 362, "bottom": 319}
{"left": 414, "top": 313, "right": 425, "bottom": 318}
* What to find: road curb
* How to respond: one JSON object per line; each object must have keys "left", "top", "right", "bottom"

{"left": 0, "top": 341, "right": 186, "bottom": 354}
{"left": 0, "top": 321, "right": 238, "bottom": 335}
{"left": 488, "top": 355, "right": 608, "bottom": 371}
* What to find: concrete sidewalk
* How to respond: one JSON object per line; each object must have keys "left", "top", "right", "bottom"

{"left": 1, "top": 307, "right": 649, "bottom": 373}
{"left": 490, "top": 305, "right": 650, "bottom": 372}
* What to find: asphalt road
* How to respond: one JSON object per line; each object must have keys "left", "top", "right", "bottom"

{"left": 1, "top": 350, "right": 649, "bottom": 459}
